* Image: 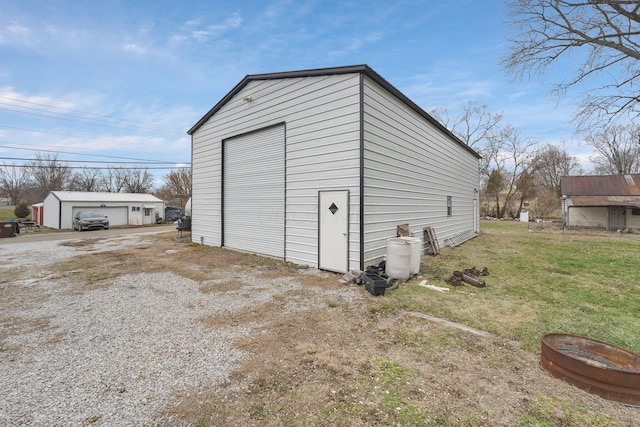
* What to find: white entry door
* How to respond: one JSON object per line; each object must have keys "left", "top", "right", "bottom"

{"left": 319, "top": 190, "right": 349, "bottom": 272}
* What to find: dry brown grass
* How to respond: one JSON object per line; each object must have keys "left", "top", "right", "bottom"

{"left": 4, "top": 230, "right": 639, "bottom": 426}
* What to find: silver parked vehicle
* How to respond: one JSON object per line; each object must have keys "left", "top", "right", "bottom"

{"left": 73, "top": 211, "right": 109, "bottom": 231}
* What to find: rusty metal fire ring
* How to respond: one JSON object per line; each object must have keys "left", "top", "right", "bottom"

{"left": 540, "top": 333, "right": 640, "bottom": 406}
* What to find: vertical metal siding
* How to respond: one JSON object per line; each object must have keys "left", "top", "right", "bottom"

{"left": 42, "top": 193, "right": 61, "bottom": 229}
{"left": 191, "top": 74, "right": 361, "bottom": 269}
{"left": 223, "top": 125, "right": 285, "bottom": 258}
{"left": 362, "top": 77, "right": 480, "bottom": 266}
{"left": 191, "top": 133, "right": 222, "bottom": 246}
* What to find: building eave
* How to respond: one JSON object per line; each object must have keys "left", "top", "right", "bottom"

{"left": 187, "top": 64, "right": 481, "bottom": 159}
{"left": 565, "top": 195, "right": 640, "bottom": 208}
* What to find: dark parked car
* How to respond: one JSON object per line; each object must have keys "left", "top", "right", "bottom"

{"left": 73, "top": 211, "right": 109, "bottom": 231}
{"left": 164, "top": 207, "right": 184, "bottom": 223}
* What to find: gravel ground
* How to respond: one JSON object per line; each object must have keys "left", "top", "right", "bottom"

{"left": 0, "top": 232, "right": 348, "bottom": 426}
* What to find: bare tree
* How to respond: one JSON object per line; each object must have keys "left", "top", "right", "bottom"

{"left": 158, "top": 169, "right": 191, "bottom": 207}
{"left": 431, "top": 101, "right": 503, "bottom": 148}
{"left": 121, "top": 167, "right": 155, "bottom": 193}
{"left": 483, "top": 125, "right": 538, "bottom": 218}
{"left": 27, "top": 152, "right": 73, "bottom": 200}
{"left": 68, "top": 167, "right": 105, "bottom": 192}
{"left": 534, "top": 186, "right": 562, "bottom": 220}
{"left": 531, "top": 143, "right": 582, "bottom": 195}
{"left": 485, "top": 168, "right": 505, "bottom": 217}
{"left": 585, "top": 124, "right": 640, "bottom": 174}
{"left": 503, "top": 0, "right": 640, "bottom": 128}
{"left": 0, "top": 163, "right": 31, "bottom": 205}
{"left": 515, "top": 169, "right": 536, "bottom": 217}
{"left": 102, "top": 167, "right": 128, "bottom": 193}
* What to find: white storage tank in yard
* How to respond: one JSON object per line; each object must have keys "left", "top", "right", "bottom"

{"left": 385, "top": 238, "right": 411, "bottom": 280}
{"left": 399, "top": 236, "right": 422, "bottom": 275}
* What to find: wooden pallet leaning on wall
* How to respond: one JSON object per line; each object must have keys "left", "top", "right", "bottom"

{"left": 423, "top": 226, "right": 440, "bottom": 255}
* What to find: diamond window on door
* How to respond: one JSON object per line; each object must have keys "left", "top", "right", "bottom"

{"left": 329, "top": 203, "right": 338, "bottom": 215}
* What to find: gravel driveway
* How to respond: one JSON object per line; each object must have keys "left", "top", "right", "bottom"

{"left": 0, "top": 230, "right": 352, "bottom": 426}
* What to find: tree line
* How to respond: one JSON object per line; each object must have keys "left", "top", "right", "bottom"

{"left": 0, "top": 152, "right": 191, "bottom": 208}
{"left": 4, "top": 2, "right": 640, "bottom": 220}
{"left": 436, "top": 0, "right": 640, "bottom": 220}
{"left": 432, "top": 102, "right": 640, "bottom": 219}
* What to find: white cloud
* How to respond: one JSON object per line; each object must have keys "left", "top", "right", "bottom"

{"left": 208, "top": 13, "right": 243, "bottom": 33}
{"left": 123, "top": 42, "right": 146, "bottom": 55}
{"left": 191, "top": 30, "right": 211, "bottom": 42}
{"left": 404, "top": 69, "right": 499, "bottom": 109}
{"left": 330, "top": 32, "right": 384, "bottom": 56}
{"left": 184, "top": 19, "right": 201, "bottom": 28}
{"left": 0, "top": 87, "right": 78, "bottom": 110}
{"left": 168, "top": 34, "right": 187, "bottom": 44}
{"left": 0, "top": 21, "right": 33, "bottom": 46}
{"left": 172, "top": 12, "right": 243, "bottom": 44}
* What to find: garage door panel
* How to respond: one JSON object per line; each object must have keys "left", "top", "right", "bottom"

{"left": 71, "top": 207, "right": 128, "bottom": 226}
{"left": 224, "top": 125, "right": 285, "bottom": 258}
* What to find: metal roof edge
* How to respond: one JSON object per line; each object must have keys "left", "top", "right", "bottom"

{"left": 561, "top": 173, "right": 640, "bottom": 196}
{"left": 360, "top": 66, "right": 480, "bottom": 159}
{"left": 187, "top": 64, "right": 481, "bottom": 159}
{"left": 187, "top": 65, "right": 369, "bottom": 135}
{"left": 187, "top": 75, "right": 251, "bottom": 135}
{"left": 47, "top": 191, "right": 163, "bottom": 202}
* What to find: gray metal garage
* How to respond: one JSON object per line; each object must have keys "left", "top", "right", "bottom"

{"left": 188, "top": 64, "right": 481, "bottom": 273}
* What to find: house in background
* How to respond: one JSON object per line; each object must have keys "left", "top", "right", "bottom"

{"left": 188, "top": 65, "right": 481, "bottom": 273}
{"left": 0, "top": 188, "right": 11, "bottom": 206}
{"left": 42, "top": 191, "right": 165, "bottom": 230}
{"left": 561, "top": 174, "right": 640, "bottom": 230}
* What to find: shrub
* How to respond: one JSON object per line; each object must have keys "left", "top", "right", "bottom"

{"left": 14, "top": 203, "right": 30, "bottom": 219}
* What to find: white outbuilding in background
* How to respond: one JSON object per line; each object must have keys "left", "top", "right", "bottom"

{"left": 42, "top": 191, "right": 165, "bottom": 230}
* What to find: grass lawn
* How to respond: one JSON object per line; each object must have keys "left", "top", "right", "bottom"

{"left": 380, "top": 220, "right": 640, "bottom": 353}
{"left": 0, "top": 206, "right": 31, "bottom": 222}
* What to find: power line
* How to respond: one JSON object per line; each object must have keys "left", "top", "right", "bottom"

{"left": 0, "top": 124, "right": 184, "bottom": 141}
{"left": 0, "top": 95, "right": 127, "bottom": 120}
{"left": 0, "top": 156, "right": 185, "bottom": 165}
{"left": 0, "top": 124, "right": 86, "bottom": 138}
{"left": 0, "top": 163, "right": 189, "bottom": 170}
{"left": 0, "top": 105, "right": 150, "bottom": 132}
{"left": 0, "top": 144, "right": 190, "bottom": 164}
{"left": 0, "top": 95, "right": 159, "bottom": 132}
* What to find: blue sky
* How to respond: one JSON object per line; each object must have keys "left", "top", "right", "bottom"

{"left": 0, "top": 0, "right": 591, "bottom": 186}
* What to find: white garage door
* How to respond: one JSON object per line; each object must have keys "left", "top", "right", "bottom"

{"left": 72, "top": 207, "right": 128, "bottom": 226}
{"left": 224, "top": 125, "right": 285, "bottom": 258}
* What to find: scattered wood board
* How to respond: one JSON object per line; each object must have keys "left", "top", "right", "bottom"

{"left": 423, "top": 226, "right": 440, "bottom": 255}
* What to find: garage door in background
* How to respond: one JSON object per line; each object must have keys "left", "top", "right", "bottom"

{"left": 72, "top": 207, "right": 128, "bottom": 226}
{"left": 223, "top": 124, "right": 285, "bottom": 258}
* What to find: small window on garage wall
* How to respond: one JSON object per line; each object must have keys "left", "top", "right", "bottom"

{"left": 447, "top": 196, "right": 452, "bottom": 217}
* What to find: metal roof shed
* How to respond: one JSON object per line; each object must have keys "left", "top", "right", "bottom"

{"left": 561, "top": 174, "right": 640, "bottom": 230}
{"left": 42, "top": 191, "right": 165, "bottom": 230}
{"left": 188, "top": 64, "right": 481, "bottom": 273}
